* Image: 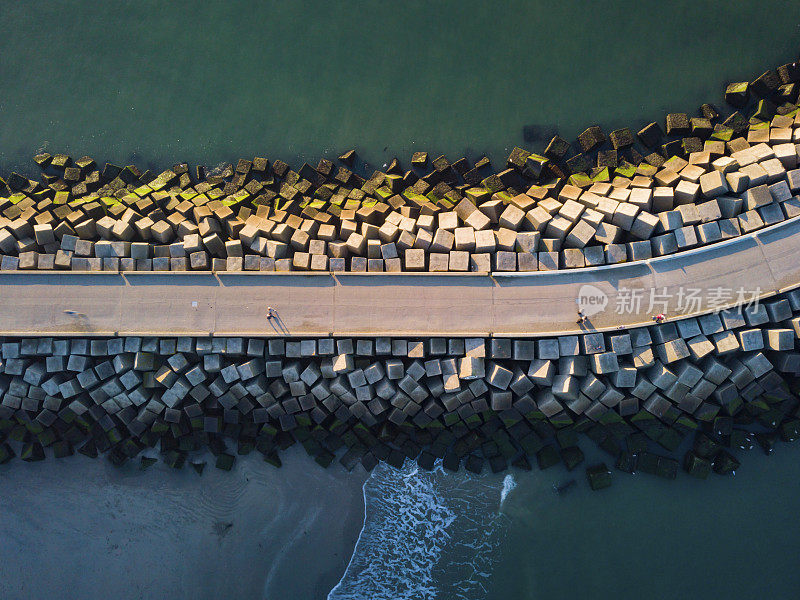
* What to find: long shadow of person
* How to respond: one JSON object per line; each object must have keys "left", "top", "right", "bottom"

{"left": 267, "top": 311, "right": 290, "bottom": 335}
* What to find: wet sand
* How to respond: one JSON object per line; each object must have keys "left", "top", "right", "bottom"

{"left": 0, "top": 448, "right": 367, "bottom": 600}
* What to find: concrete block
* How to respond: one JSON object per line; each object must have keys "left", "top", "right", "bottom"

{"left": 605, "top": 244, "right": 627, "bottom": 264}
{"left": 474, "top": 229, "right": 496, "bottom": 254}
{"left": 699, "top": 170, "right": 729, "bottom": 197}
{"left": 631, "top": 346, "right": 655, "bottom": 371}
{"left": 743, "top": 184, "right": 773, "bottom": 211}
{"left": 674, "top": 225, "right": 698, "bottom": 249}
{"left": 527, "top": 359, "right": 555, "bottom": 385}
{"left": 765, "top": 328, "right": 794, "bottom": 351}
{"left": 449, "top": 250, "right": 469, "bottom": 271}
{"left": 515, "top": 231, "right": 540, "bottom": 254}
{"left": 651, "top": 232, "right": 677, "bottom": 256}
{"left": 627, "top": 240, "right": 652, "bottom": 261}
{"left": 720, "top": 308, "right": 746, "bottom": 329}
{"left": 656, "top": 339, "right": 690, "bottom": 363}
{"left": 545, "top": 216, "right": 572, "bottom": 241}
{"left": 712, "top": 331, "right": 740, "bottom": 354}
{"left": 499, "top": 204, "right": 525, "bottom": 230}
{"left": 581, "top": 333, "right": 605, "bottom": 354}
{"left": 459, "top": 356, "right": 485, "bottom": 380}
{"left": 536, "top": 338, "right": 559, "bottom": 360}
{"left": 613, "top": 367, "right": 637, "bottom": 388}
{"left": 491, "top": 338, "right": 512, "bottom": 359}
{"left": 561, "top": 248, "right": 585, "bottom": 268}
{"left": 564, "top": 220, "right": 596, "bottom": 248}
{"left": 629, "top": 212, "right": 659, "bottom": 239}
{"left": 404, "top": 249, "right": 425, "bottom": 271}
{"left": 609, "top": 334, "right": 632, "bottom": 355}
{"left": 486, "top": 362, "right": 513, "bottom": 390}
{"left": 769, "top": 180, "right": 793, "bottom": 203}
{"left": 757, "top": 202, "right": 784, "bottom": 226}
{"left": 674, "top": 180, "right": 699, "bottom": 204}
{"left": 696, "top": 221, "right": 722, "bottom": 244}
{"left": 590, "top": 352, "right": 619, "bottom": 374}
{"left": 611, "top": 202, "right": 639, "bottom": 230}
{"left": 494, "top": 251, "right": 516, "bottom": 271}
{"left": 582, "top": 246, "right": 605, "bottom": 266}
{"left": 470, "top": 253, "right": 491, "bottom": 272}
{"left": 537, "top": 251, "right": 559, "bottom": 270}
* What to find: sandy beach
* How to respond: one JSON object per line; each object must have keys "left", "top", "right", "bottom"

{"left": 0, "top": 448, "right": 367, "bottom": 600}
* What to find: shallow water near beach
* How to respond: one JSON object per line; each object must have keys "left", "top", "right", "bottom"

{"left": 1, "top": 444, "right": 799, "bottom": 600}
{"left": 1, "top": 0, "right": 800, "bottom": 598}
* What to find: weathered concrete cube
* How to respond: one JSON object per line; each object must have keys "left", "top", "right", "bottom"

{"left": 699, "top": 170, "right": 729, "bottom": 198}
{"left": 486, "top": 362, "right": 513, "bottom": 389}
{"left": 590, "top": 352, "right": 619, "bottom": 374}
{"left": 494, "top": 251, "right": 516, "bottom": 271}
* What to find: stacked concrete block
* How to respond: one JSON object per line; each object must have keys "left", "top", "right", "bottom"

{"left": 1, "top": 126, "right": 795, "bottom": 274}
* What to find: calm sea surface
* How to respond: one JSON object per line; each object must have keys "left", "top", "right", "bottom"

{"left": 0, "top": 2, "right": 799, "bottom": 599}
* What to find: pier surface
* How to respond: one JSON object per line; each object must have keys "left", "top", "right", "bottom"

{"left": 1, "top": 218, "right": 798, "bottom": 338}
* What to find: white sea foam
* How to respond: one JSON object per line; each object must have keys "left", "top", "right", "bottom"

{"left": 499, "top": 474, "right": 517, "bottom": 507}
{"left": 328, "top": 460, "right": 509, "bottom": 600}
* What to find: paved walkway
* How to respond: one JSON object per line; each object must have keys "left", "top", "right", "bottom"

{"left": 0, "top": 217, "right": 798, "bottom": 338}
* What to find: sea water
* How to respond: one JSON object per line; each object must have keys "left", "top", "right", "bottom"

{"left": 1, "top": 1, "right": 798, "bottom": 173}
{"left": 1, "top": 1, "right": 799, "bottom": 598}
{"left": 328, "top": 461, "right": 512, "bottom": 600}
{"left": 328, "top": 445, "right": 800, "bottom": 600}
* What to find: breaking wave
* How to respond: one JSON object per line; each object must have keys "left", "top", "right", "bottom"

{"left": 327, "top": 460, "right": 513, "bottom": 600}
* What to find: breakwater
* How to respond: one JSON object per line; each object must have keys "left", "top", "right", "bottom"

{"left": 0, "top": 63, "right": 798, "bottom": 275}
{"left": 1, "top": 58, "right": 800, "bottom": 488}
{"left": 1, "top": 284, "right": 799, "bottom": 488}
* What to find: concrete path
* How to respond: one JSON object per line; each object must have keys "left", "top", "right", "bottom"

{"left": 0, "top": 217, "right": 798, "bottom": 338}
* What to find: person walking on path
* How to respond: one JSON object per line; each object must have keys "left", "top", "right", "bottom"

{"left": 652, "top": 313, "right": 666, "bottom": 324}
{"left": 577, "top": 310, "right": 587, "bottom": 325}
{"left": 267, "top": 306, "right": 275, "bottom": 320}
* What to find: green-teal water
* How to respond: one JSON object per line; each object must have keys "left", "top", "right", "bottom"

{"left": 0, "top": 2, "right": 799, "bottom": 599}
{"left": 1, "top": 1, "right": 799, "bottom": 173}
